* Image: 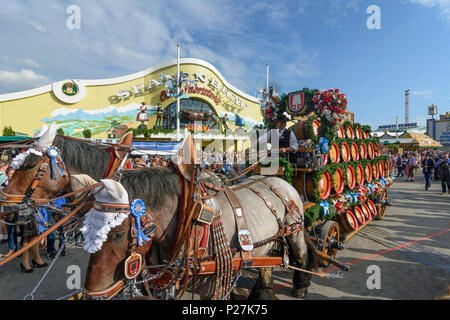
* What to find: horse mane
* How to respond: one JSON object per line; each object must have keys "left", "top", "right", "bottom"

{"left": 120, "top": 167, "right": 180, "bottom": 210}
{"left": 53, "top": 136, "right": 112, "bottom": 181}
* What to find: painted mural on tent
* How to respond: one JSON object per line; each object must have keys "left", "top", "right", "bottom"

{"left": 39, "top": 103, "right": 157, "bottom": 138}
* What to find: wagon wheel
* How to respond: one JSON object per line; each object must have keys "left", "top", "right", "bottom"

{"left": 318, "top": 220, "right": 341, "bottom": 267}
{"left": 375, "top": 187, "right": 389, "bottom": 220}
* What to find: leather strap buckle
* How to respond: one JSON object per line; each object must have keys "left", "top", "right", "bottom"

{"left": 238, "top": 229, "right": 253, "bottom": 251}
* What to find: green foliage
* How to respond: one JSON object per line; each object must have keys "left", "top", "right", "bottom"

{"left": 56, "top": 128, "right": 65, "bottom": 136}
{"left": 2, "top": 125, "right": 14, "bottom": 136}
{"left": 82, "top": 128, "right": 92, "bottom": 138}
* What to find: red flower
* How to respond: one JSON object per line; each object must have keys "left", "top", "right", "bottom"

{"left": 334, "top": 106, "right": 340, "bottom": 112}
{"left": 334, "top": 88, "right": 340, "bottom": 93}
{"left": 317, "top": 104, "right": 323, "bottom": 109}
{"left": 328, "top": 106, "right": 333, "bottom": 110}
{"left": 313, "top": 97, "right": 319, "bottom": 103}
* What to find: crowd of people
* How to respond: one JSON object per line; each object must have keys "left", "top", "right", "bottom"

{"left": 391, "top": 150, "right": 450, "bottom": 194}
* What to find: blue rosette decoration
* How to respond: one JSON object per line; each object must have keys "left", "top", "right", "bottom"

{"left": 130, "top": 199, "right": 150, "bottom": 246}
{"left": 47, "top": 146, "right": 65, "bottom": 180}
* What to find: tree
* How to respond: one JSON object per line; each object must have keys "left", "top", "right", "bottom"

{"left": 2, "top": 125, "right": 14, "bottom": 136}
{"left": 57, "top": 128, "right": 65, "bottom": 136}
{"left": 82, "top": 128, "right": 92, "bottom": 138}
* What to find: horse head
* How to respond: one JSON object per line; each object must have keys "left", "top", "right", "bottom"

{"left": 0, "top": 123, "right": 70, "bottom": 206}
{"left": 81, "top": 178, "right": 155, "bottom": 299}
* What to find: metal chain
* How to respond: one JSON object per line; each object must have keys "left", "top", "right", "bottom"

{"left": 23, "top": 242, "right": 67, "bottom": 300}
{"left": 56, "top": 289, "right": 83, "bottom": 301}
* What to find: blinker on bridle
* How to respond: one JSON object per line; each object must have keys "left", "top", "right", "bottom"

{"left": 82, "top": 199, "right": 156, "bottom": 300}
{"left": 0, "top": 143, "right": 68, "bottom": 209}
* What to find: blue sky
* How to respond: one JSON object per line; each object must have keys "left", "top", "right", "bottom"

{"left": 0, "top": 0, "right": 449, "bottom": 129}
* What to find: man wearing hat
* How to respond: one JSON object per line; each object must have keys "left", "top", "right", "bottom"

{"left": 259, "top": 114, "right": 298, "bottom": 156}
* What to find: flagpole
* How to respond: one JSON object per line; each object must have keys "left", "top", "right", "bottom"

{"left": 177, "top": 44, "right": 181, "bottom": 140}
{"left": 266, "top": 64, "right": 269, "bottom": 93}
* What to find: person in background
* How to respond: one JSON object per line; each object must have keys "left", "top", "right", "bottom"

{"left": 46, "top": 197, "right": 68, "bottom": 259}
{"left": 422, "top": 153, "right": 435, "bottom": 191}
{"left": 0, "top": 160, "right": 9, "bottom": 244}
{"left": 408, "top": 152, "right": 417, "bottom": 181}
{"left": 396, "top": 154, "right": 404, "bottom": 177}
{"left": 2, "top": 167, "right": 22, "bottom": 258}
{"left": 436, "top": 153, "right": 450, "bottom": 195}
{"left": 404, "top": 154, "right": 410, "bottom": 179}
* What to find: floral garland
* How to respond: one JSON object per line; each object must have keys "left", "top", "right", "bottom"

{"left": 312, "top": 89, "right": 348, "bottom": 124}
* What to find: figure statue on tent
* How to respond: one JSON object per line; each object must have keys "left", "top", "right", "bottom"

{"left": 154, "top": 104, "right": 164, "bottom": 129}
{"left": 136, "top": 102, "right": 149, "bottom": 129}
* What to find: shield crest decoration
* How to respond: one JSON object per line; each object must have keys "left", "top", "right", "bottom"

{"left": 288, "top": 91, "right": 306, "bottom": 114}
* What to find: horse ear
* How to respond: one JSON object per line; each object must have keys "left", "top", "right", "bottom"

{"left": 37, "top": 122, "right": 57, "bottom": 148}
{"left": 33, "top": 124, "right": 49, "bottom": 138}
{"left": 99, "top": 179, "right": 129, "bottom": 204}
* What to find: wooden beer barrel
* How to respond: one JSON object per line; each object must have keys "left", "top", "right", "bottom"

{"left": 366, "top": 199, "right": 378, "bottom": 218}
{"left": 291, "top": 120, "right": 321, "bottom": 140}
{"left": 361, "top": 203, "right": 372, "bottom": 221}
{"left": 365, "top": 163, "right": 373, "bottom": 183}
{"left": 329, "top": 143, "right": 340, "bottom": 164}
{"left": 356, "top": 164, "right": 365, "bottom": 186}
{"left": 317, "top": 171, "right": 332, "bottom": 200}
{"left": 341, "top": 142, "right": 351, "bottom": 162}
{"left": 384, "top": 159, "right": 390, "bottom": 177}
{"left": 339, "top": 210, "right": 359, "bottom": 233}
{"left": 363, "top": 131, "right": 370, "bottom": 139}
{"left": 351, "top": 142, "right": 359, "bottom": 161}
{"left": 355, "top": 126, "right": 363, "bottom": 139}
{"left": 353, "top": 206, "right": 366, "bottom": 225}
{"left": 372, "top": 163, "right": 380, "bottom": 180}
{"left": 333, "top": 167, "right": 345, "bottom": 194}
{"left": 346, "top": 165, "right": 356, "bottom": 190}
{"left": 375, "top": 142, "right": 381, "bottom": 157}
{"left": 368, "top": 142, "right": 375, "bottom": 159}
{"left": 323, "top": 153, "right": 328, "bottom": 166}
{"left": 359, "top": 142, "right": 367, "bottom": 159}
{"left": 337, "top": 124, "right": 345, "bottom": 139}
{"left": 345, "top": 125, "right": 354, "bottom": 139}
{"left": 378, "top": 160, "right": 385, "bottom": 178}
{"left": 293, "top": 171, "right": 331, "bottom": 201}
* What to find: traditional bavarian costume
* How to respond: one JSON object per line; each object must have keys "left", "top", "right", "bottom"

{"left": 136, "top": 103, "right": 149, "bottom": 122}
{"left": 154, "top": 106, "right": 163, "bottom": 128}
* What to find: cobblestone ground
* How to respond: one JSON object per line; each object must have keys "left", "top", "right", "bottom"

{"left": 0, "top": 172, "right": 448, "bottom": 300}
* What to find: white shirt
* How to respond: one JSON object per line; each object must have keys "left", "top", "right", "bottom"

{"left": 259, "top": 129, "right": 299, "bottom": 151}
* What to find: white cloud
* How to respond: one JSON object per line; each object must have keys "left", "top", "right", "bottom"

{"left": 0, "top": 69, "right": 50, "bottom": 92}
{"left": 0, "top": 0, "right": 348, "bottom": 95}
{"left": 408, "top": 0, "right": 450, "bottom": 21}
{"left": 411, "top": 89, "right": 433, "bottom": 97}
{"left": 22, "top": 58, "right": 41, "bottom": 69}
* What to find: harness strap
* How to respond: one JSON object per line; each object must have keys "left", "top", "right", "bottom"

{"left": 223, "top": 187, "right": 253, "bottom": 269}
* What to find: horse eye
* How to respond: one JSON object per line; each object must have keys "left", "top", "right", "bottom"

{"left": 111, "top": 231, "right": 126, "bottom": 241}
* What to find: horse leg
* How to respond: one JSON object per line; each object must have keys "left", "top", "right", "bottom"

{"left": 248, "top": 267, "right": 273, "bottom": 300}
{"left": 287, "top": 231, "right": 318, "bottom": 299}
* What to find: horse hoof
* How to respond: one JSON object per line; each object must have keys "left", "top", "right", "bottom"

{"left": 292, "top": 288, "right": 308, "bottom": 299}
{"left": 248, "top": 289, "right": 273, "bottom": 300}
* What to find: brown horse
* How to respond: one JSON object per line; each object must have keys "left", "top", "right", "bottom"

{"left": 81, "top": 168, "right": 317, "bottom": 300}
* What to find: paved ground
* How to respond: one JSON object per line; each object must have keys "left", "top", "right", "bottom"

{"left": 0, "top": 171, "right": 448, "bottom": 300}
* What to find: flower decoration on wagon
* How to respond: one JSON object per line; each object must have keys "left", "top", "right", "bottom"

{"left": 312, "top": 89, "right": 348, "bottom": 124}
{"left": 331, "top": 193, "right": 350, "bottom": 213}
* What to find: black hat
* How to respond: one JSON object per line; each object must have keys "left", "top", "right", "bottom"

{"left": 275, "top": 114, "right": 290, "bottom": 122}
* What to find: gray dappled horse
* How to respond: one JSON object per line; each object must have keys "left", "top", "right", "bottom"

{"left": 81, "top": 168, "right": 317, "bottom": 300}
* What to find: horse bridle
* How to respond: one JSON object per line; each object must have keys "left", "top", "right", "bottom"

{"left": 81, "top": 201, "right": 156, "bottom": 300}
{"left": 0, "top": 143, "right": 69, "bottom": 214}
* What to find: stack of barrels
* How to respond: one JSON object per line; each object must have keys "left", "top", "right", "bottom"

{"left": 290, "top": 120, "right": 391, "bottom": 232}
